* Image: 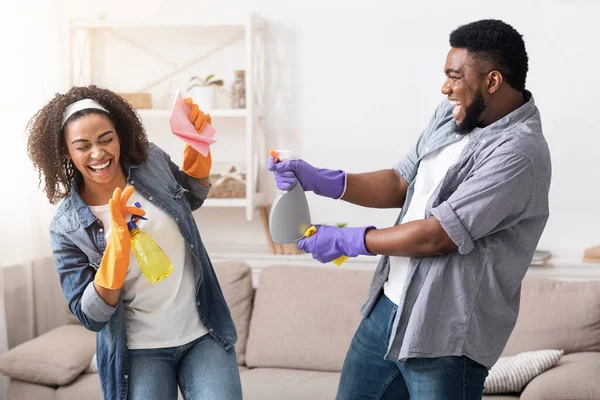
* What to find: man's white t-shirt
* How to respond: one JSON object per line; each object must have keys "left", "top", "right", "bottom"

{"left": 90, "top": 187, "right": 208, "bottom": 349}
{"left": 384, "top": 135, "right": 469, "bottom": 305}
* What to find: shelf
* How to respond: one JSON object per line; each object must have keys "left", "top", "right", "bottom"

{"left": 205, "top": 250, "right": 600, "bottom": 288}
{"left": 207, "top": 245, "right": 379, "bottom": 286}
{"left": 210, "top": 246, "right": 378, "bottom": 266}
{"left": 201, "top": 193, "right": 268, "bottom": 208}
{"left": 527, "top": 258, "right": 600, "bottom": 280}
{"left": 72, "top": 20, "right": 247, "bottom": 29}
{"left": 203, "top": 198, "right": 246, "bottom": 207}
{"left": 138, "top": 108, "right": 249, "bottom": 118}
{"left": 207, "top": 251, "right": 600, "bottom": 272}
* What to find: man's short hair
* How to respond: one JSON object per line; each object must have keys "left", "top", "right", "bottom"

{"left": 450, "top": 19, "right": 528, "bottom": 92}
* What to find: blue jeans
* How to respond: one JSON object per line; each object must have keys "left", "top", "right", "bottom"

{"left": 127, "top": 334, "right": 242, "bottom": 400}
{"left": 336, "top": 294, "right": 488, "bottom": 400}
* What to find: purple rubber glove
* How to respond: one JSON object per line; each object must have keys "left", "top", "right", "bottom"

{"left": 266, "top": 157, "right": 347, "bottom": 199}
{"left": 297, "top": 225, "right": 376, "bottom": 263}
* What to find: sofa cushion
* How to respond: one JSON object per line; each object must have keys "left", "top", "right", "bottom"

{"left": 8, "top": 379, "right": 56, "bottom": 400}
{"left": 483, "top": 349, "right": 563, "bottom": 394}
{"left": 245, "top": 265, "right": 372, "bottom": 371}
{"left": 519, "top": 352, "right": 600, "bottom": 400}
{"left": 55, "top": 373, "right": 103, "bottom": 400}
{"left": 503, "top": 278, "right": 600, "bottom": 356}
{"left": 240, "top": 368, "right": 341, "bottom": 400}
{"left": 212, "top": 261, "right": 254, "bottom": 365}
{"left": 0, "top": 324, "right": 95, "bottom": 386}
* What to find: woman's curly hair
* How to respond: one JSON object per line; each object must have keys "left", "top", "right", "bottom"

{"left": 27, "top": 85, "right": 148, "bottom": 204}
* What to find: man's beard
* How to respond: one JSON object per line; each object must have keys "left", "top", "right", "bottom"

{"left": 456, "top": 89, "right": 486, "bottom": 134}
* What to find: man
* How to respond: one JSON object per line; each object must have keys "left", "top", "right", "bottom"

{"left": 268, "top": 19, "right": 551, "bottom": 399}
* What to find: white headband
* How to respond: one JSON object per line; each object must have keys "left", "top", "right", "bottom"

{"left": 61, "top": 99, "right": 109, "bottom": 128}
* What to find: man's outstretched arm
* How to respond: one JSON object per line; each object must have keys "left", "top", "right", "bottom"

{"left": 342, "top": 169, "right": 410, "bottom": 209}
{"left": 297, "top": 217, "right": 456, "bottom": 264}
{"left": 365, "top": 217, "right": 457, "bottom": 257}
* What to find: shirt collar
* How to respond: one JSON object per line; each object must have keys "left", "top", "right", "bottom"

{"left": 471, "top": 90, "right": 536, "bottom": 138}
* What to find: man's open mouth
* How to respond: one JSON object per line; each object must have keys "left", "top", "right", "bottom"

{"left": 450, "top": 100, "right": 462, "bottom": 119}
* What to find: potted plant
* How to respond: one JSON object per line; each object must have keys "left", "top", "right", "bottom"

{"left": 186, "top": 74, "right": 224, "bottom": 110}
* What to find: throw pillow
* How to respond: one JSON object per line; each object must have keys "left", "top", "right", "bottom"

{"left": 85, "top": 353, "right": 98, "bottom": 373}
{"left": 484, "top": 349, "right": 564, "bottom": 394}
{"left": 0, "top": 324, "right": 95, "bottom": 386}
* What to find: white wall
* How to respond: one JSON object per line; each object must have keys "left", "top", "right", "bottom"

{"left": 0, "top": 1, "right": 66, "bottom": 266}
{"left": 48, "top": 0, "right": 600, "bottom": 258}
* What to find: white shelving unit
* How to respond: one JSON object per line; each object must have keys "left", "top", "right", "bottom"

{"left": 69, "top": 15, "right": 268, "bottom": 221}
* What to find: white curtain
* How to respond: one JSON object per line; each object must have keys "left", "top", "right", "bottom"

{"left": 0, "top": 1, "right": 66, "bottom": 394}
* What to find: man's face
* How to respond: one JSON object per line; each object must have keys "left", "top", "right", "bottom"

{"left": 441, "top": 47, "right": 487, "bottom": 134}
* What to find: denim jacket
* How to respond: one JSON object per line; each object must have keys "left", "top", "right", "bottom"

{"left": 49, "top": 143, "right": 237, "bottom": 399}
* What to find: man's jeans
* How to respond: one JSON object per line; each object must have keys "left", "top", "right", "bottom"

{"left": 336, "top": 294, "right": 489, "bottom": 400}
{"left": 128, "top": 334, "right": 242, "bottom": 400}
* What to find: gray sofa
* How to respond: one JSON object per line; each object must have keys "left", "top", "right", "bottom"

{"left": 1, "top": 261, "right": 600, "bottom": 399}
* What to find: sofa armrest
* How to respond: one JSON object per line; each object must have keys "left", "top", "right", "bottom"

{"left": 520, "top": 352, "right": 600, "bottom": 400}
{"left": 0, "top": 324, "right": 95, "bottom": 386}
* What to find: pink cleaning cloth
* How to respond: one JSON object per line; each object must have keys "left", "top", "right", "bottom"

{"left": 169, "top": 89, "right": 217, "bottom": 157}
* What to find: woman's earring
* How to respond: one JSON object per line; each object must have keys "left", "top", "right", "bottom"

{"left": 64, "top": 158, "right": 74, "bottom": 178}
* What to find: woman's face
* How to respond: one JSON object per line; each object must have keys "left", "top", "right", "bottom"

{"left": 63, "top": 113, "right": 122, "bottom": 187}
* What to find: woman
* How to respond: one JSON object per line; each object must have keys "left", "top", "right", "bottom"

{"left": 26, "top": 85, "right": 242, "bottom": 400}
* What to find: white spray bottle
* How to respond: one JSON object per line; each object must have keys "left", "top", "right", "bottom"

{"left": 268, "top": 149, "right": 312, "bottom": 244}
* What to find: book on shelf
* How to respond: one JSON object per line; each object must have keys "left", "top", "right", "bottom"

{"left": 530, "top": 250, "right": 551, "bottom": 266}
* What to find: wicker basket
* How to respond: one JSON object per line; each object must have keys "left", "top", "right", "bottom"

{"left": 584, "top": 245, "right": 600, "bottom": 263}
{"left": 208, "top": 165, "right": 246, "bottom": 198}
{"left": 118, "top": 93, "right": 152, "bottom": 109}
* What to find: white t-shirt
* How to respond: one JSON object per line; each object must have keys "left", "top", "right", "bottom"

{"left": 90, "top": 187, "right": 208, "bottom": 349}
{"left": 384, "top": 135, "right": 469, "bottom": 305}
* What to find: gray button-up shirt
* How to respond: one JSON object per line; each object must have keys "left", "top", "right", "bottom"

{"left": 360, "top": 91, "right": 551, "bottom": 368}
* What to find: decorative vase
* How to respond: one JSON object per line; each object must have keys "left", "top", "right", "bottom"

{"left": 186, "top": 85, "right": 215, "bottom": 110}
{"left": 231, "top": 70, "right": 246, "bottom": 109}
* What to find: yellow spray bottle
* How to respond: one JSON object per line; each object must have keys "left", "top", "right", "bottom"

{"left": 128, "top": 203, "right": 173, "bottom": 283}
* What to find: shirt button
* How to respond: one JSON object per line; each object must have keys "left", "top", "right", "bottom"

{"left": 209, "top": 328, "right": 213, "bottom": 332}
{"left": 124, "top": 375, "right": 128, "bottom": 379}
{"left": 175, "top": 217, "right": 179, "bottom": 222}
{"left": 455, "top": 134, "right": 460, "bottom": 138}
{"left": 99, "top": 228, "right": 103, "bottom": 233}
{"left": 130, "top": 181, "right": 134, "bottom": 185}
{"left": 197, "top": 301, "right": 200, "bottom": 306}
{"left": 148, "top": 196, "right": 154, "bottom": 201}
{"left": 425, "top": 147, "right": 430, "bottom": 152}
{"left": 190, "top": 244, "right": 194, "bottom": 249}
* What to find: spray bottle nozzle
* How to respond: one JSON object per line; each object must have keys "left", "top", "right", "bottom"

{"left": 269, "top": 149, "right": 297, "bottom": 163}
{"left": 128, "top": 202, "right": 147, "bottom": 231}
{"left": 130, "top": 202, "right": 148, "bottom": 221}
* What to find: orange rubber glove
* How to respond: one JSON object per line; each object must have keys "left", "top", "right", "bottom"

{"left": 182, "top": 97, "right": 213, "bottom": 179}
{"left": 94, "top": 186, "right": 146, "bottom": 290}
